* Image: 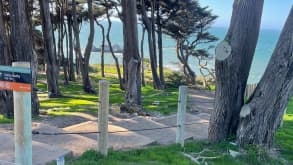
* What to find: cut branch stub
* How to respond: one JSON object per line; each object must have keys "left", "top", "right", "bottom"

{"left": 215, "top": 40, "right": 231, "bottom": 61}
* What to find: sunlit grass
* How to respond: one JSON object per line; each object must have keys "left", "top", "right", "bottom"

{"left": 276, "top": 98, "right": 293, "bottom": 164}
{"left": 0, "top": 115, "right": 13, "bottom": 124}
{"left": 37, "top": 66, "right": 179, "bottom": 116}
{"left": 62, "top": 141, "right": 284, "bottom": 165}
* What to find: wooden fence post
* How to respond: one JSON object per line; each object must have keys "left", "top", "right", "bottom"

{"left": 176, "top": 86, "right": 188, "bottom": 148}
{"left": 98, "top": 80, "right": 109, "bottom": 156}
{"left": 13, "top": 62, "right": 32, "bottom": 165}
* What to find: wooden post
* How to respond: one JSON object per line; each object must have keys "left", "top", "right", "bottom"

{"left": 176, "top": 86, "right": 188, "bottom": 148}
{"left": 13, "top": 62, "right": 32, "bottom": 165}
{"left": 98, "top": 80, "right": 109, "bottom": 156}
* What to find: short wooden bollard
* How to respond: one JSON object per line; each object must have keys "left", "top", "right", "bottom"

{"left": 98, "top": 80, "right": 109, "bottom": 156}
{"left": 13, "top": 62, "right": 32, "bottom": 165}
{"left": 176, "top": 86, "right": 188, "bottom": 148}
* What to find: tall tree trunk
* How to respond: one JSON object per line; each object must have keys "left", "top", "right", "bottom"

{"left": 0, "top": 0, "right": 13, "bottom": 117}
{"left": 141, "top": 26, "right": 146, "bottom": 86}
{"left": 106, "top": 9, "right": 124, "bottom": 89}
{"left": 67, "top": 15, "right": 75, "bottom": 81}
{"left": 95, "top": 19, "right": 105, "bottom": 78}
{"left": 237, "top": 6, "right": 293, "bottom": 147}
{"left": 157, "top": 12, "right": 164, "bottom": 87}
{"left": 122, "top": 0, "right": 142, "bottom": 111}
{"left": 58, "top": 4, "right": 69, "bottom": 85}
{"left": 209, "top": 0, "right": 264, "bottom": 142}
{"left": 141, "top": 0, "right": 162, "bottom": 89}
{"left": 151, "top": 0, "right": 157, "bottom": 65}
{"left": 80, "top": 0, "right": 95, "bottom": 93}
{"left": 39, "top": 0, "right": 61, "bottom": 98}
{"left": 72, "top": 0, "right": 82, "bottom": 76}
{"left": 10, "top": 0, "right": 40, "bottom": 114}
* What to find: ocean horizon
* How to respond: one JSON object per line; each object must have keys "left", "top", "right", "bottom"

{"left": 77, "top": 21, "right": 280, "bottom": 84}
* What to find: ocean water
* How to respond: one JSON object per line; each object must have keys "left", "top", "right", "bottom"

{"left": 78, "top": 21, "right": 280, "bottom": 83}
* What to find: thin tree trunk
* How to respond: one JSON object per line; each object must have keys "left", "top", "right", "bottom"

{"left": 141, "top": 26, "right": 146, "bottom": 86}
{"left": 39, "top": 0, "right": 61, "bottom": 98}
{"left": 80, "top": 0, "right": 95, "bottom": 93}
{"left": 141, "top": 0, "right": 162, "bottom": 89}
{"left": 106, "top": 8, "right": 124, "bottom": 89}
{"left": 237, "top": 6, "right": 293, "bottom": 147}
{"left": 122, "top": 0, "right": 142, "bottom": 110}
{"left": 58, "top": 4, "right": 69, "bottom": 85}
{"left": 209, "top": 0, "right": 264, "bottom": 142}
{"left": 95, "top": 19, "right": 105, "bottom": 77}
{"left": 151, "top": 0, "right": 157, "bottom": 65}
{"left": 157, "top": 13, "right": 164, "bottom": 87}
{"left": 72, "top": 0, "right": 82, "bottom": 76}
{"left": 67, "top": 15, "right": 75, "bottom": 81}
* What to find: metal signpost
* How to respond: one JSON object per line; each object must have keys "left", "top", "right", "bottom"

{"left": 0, "top": 62, "right": 32, "bottom": 165}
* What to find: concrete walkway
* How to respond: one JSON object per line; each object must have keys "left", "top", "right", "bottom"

{"left": 0, "top": 89, "right": 214, "bottom": 165}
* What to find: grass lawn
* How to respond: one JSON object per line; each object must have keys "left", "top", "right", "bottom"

{"left": 63, "top": 141, "right": 284, "bottom": 165}
{"left": 38, "top": 65, "right": 179, "bottom": 116}
{"left": 276, "top": 97, "right": 293, "bottom": 163}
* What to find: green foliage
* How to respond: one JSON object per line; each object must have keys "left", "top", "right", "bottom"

{"left": 165, "top": 71, "right": 188, "bottom": 88}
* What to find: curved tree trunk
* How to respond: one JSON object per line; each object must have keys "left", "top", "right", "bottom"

{"left": 39, "top": 0, "right": 61, "bottom": 98}
{"left": 80, "top": 0, "right": 95, "bottom": 93}
{"left": 122, "top": 0, "right": 142, "bottom": 111}
{"left": 237, "top": 6, "right": 293, "bottom": 147}
{"left": 95, "top": 19, "right": 105, "bottom": 78}
{"left": 209, "top": 0, "right": 264, "bottom": 142}
{"left": 106, "top": 9, "right": 124, "bottom": 89}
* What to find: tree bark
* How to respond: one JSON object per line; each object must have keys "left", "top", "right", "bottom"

{"left": 0, "top": 0, "right": 13, "bottom": 117}
{"left": 58, "top": 4, "right": 69, "bottom": 85}
{"left": 72, "top": 0, "right": 82, "bottom": 75}
{"left": 157, "top": 12, "right": 164, "bottom": 87}
{"left": 105, "top": 8, "right": 124, "bottom": 89}
{"left": 141, "top": 26, "right": 146, "bottom": 86}
{"left": 10, "top": 0, "right": 40, "bottom": 114}
{"left": 95, "top": 19, "right": 105, "bottom": 78}
{"left": 237, "top": 6, "right": 293, "bottom": 147}
{"left": 141, "top": 0, "right": 162, "bottom": 89}
{"left": 80, "top": 0, "right": 95, "bottom": 93}
{"left": 67, "top": 14, "right": 75, "bottom": 81}
{"left": 209, "top": 0, "right": 264, "bottom": 142}
{"left": 122, "top": 0, "right": 142, "bottom": 111}
{"left": 39, "top": 0, "right": 61, "bottom": 98}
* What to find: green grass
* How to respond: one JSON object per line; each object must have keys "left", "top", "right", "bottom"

{"left": 38, "top": 66, "right": 179, "bottom": 116}
{"left": 276, "top": 98, "right": 293, "bottom": 163}
{"left": 0, "top": 115, "right": 13, "bottom": 124}
{"left": 63, "top": 141, "right": 284, "bottom": 165}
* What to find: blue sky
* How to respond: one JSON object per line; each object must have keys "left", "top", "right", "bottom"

{"left": 199, "top": 0, "right": 293, "bottom": 30}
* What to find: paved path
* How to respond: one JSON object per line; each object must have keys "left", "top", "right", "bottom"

{"left": 0, "top": 89, "right": 214, "bottom": 165}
